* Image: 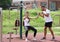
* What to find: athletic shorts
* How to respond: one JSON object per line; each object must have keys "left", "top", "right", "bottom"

{"left": 45, "top": 22, "right": 52, "bottom": 27}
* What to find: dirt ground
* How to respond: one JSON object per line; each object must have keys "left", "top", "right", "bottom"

{"left": 2, "top": 33, "right": 60, "bottom": 42}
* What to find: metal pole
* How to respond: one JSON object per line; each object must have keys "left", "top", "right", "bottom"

{"left": 0, "top": 8, "right": 2, "bottom": 42}
{"left": 20, "top": 1, "right": 23, "bottom": 39}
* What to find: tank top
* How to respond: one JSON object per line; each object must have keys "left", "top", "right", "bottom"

{"left": 24, "top": 18, "right": 30, "bottom": 26}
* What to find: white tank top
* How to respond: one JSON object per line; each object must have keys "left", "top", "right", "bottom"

{"left": 43, "top": 9, "right": 53, "bottom": 22}
{"left": 24, "top": 18, "right": 30, "bottom": 26}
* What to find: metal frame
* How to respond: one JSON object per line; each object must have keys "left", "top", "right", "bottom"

{"left": 0, "top": 8, "right": 3, "bottom": 42}
{"left": 8, "top": 6, "right": 23, "bottom": 39}
{"left": 20, "top": 1, "right": 23, "bottom": 39}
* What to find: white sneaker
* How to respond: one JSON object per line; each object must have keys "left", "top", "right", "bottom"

{"left": 25, "top": 38, "right": 28, "bottom": 42}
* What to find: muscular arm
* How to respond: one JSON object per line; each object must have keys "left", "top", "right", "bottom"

{"left": 42, "top": 10, "right": 50, "bottom": 17}
{"left": 43, "top": 13, "right": 49, "bottom": 17}
{"left": 39, "top": 12, "right": 49, "bottom": 18}
{"left": 29, "top": 16, "right": 38, "bottom": 19}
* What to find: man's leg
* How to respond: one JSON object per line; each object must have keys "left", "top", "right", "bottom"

{"left": 25, "top": 30, "right": 28, "bottom": 38}
{"left": 25, "top": 30, "right": 29, "bottom": 41}
{"left": 28, "top": 26, "right": 37, "bottom": 37}
{"left": 41, "top": 26, "right": 47, "bottom": 40}
{"left": 44, "top": 26, "right": 47, "bottom": 38}
{"left": 49, "top": 27, "right": 55, "bottom": 39}
{"left": 28, "top": 26, "right": 37, "bottom": 40}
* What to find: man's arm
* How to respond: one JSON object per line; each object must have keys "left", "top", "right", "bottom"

{"left": 39, "top": 13, "right": 44, "bottom": 18}
{"left": 43, "top": 13, "right": 49, "bottom": 17}
{"left": 42, "top": 10, "right": 50, "bottom": 17}
{"left": 29, "top": 16, "right": 38, "bottom": 19}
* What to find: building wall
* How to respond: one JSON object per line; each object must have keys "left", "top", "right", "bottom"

{"left": 49, "top": 0, "right": 60, "bottom": 10}
{"left": 56, "top": 1, "right": 60, "bottom": 10}
{"left": 11, "top": 0, "right": 48, "bottom": 10}
{"left": 36, "top": 0, "right": 47, "bottom": 8}
{"left": 23, "top": 0, "right": 48, "bottom": 10}
{"left": 11, "top": 0, "right": 60, "bottom": 10}
{"left": 49, "top": 0, "right": 60, "bottom": 1}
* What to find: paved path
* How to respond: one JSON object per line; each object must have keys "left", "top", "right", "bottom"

{"left": 2, "top": 33, "right": 60, "bottom": 42}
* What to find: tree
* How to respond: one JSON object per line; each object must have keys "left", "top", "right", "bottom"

{"left": 0, "top": 0, "right": 12, "bottom": 9}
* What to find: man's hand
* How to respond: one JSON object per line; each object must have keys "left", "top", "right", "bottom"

{"left": 42, "top": 12, "right": 49, "bottom": 17}
{"left": 39, "top": 13, "right": 44, "bottom": 18}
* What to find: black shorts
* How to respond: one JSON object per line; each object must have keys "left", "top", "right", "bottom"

{"left": 45, "top": 22, "right": 52, "bottom": 27}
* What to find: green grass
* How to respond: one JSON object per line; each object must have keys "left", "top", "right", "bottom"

{"left": 2, "top": 9, "right": 60, "bottom": 35}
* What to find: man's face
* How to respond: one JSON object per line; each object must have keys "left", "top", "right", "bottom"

{"left": 26, "top": 12, "right": 29, "bottom": 17}
{"left": 41, "top": 7, "right": 46, "bottom": 11}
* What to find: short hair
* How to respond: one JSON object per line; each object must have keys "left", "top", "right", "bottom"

{"left": 41, "top": 6, "right": 46, "bottom": 8}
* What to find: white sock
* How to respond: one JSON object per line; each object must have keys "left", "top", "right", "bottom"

{"left": 25, "top": 38, "right": 28, "bottom": 41}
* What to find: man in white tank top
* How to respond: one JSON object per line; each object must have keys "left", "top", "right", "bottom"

{"left": 23, "top": 12, "right": 37, "bottom": 41}
{"left": 24, "top": 18, "right": 30, "bottom": 26}
{"left": 43, "top": 9, "right": 53, "bottom": 22}
{"left": 39, "top": 6, "right": 55, "bottom": 40}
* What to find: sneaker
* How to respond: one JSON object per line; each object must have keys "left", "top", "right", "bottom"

{"left": 51, "top": 37, "right": 55, "bottom": 41}
{"left": 25, "top": 38, "right": 28, "bottom": 42}
{"left": 41, "top": 37, "right": 46, "bottom": 40}
{"left": 52, "top": 37, "right": 55, "bottom": 40}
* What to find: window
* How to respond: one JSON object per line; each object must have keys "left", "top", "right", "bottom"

{"left": 40, "top": 2, "right": 47, "bottom": 6}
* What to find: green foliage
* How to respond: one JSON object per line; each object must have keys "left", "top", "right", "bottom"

{"left": 2, "top": 9, "right": 60, "bottom": 34}
{"left": 0, "top": 0, "right": 11, "bottom": 9}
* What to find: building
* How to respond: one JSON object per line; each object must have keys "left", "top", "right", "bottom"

{"left": 48, "top": 0, "right": 60, "bottom": 10}
{"left": 11, "top": 0, "right": 60, "bottom": 10}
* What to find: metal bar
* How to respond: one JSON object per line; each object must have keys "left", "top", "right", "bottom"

{"left": 9, "top": 33, "right": 11, "bottom": 42}
{"left": 16, "top": 29, "right": 17, "bottom": 35}
{"left": 0, "top": 8, "right": 2, "bottom": 42}
{"left": 20, "top": 1, "right": 23, "bottom": 39}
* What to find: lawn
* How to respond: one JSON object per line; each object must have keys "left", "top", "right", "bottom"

{"left": 2, "top": 9, "right": 60, "bottom": 35}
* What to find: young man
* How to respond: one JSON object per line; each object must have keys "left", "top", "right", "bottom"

{"left": 39, "top": 6, "right": 55, "bottom": 40}
{"left": 23, "top": 12, "right": 37, "bottom": 41}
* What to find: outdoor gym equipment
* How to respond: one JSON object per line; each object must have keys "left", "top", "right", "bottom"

{"left": 13, "top": 27, "right": 18, "bottom": 35}
{"left": 0, "top": 7, "right": 2, "bottom": 42}
{"left": 8, "top": 0, "right": 37, "bottom": 39}
{"left": 12, "top": 0, "right": 38, "bottom": 39}
{"left": 7, "top": 32, "right": 13, "bottom": 42}
{"left": 15, "top": 19, "right": 20, "bottom": 27}
{"left": 7, "top": 7, "right": 14, "bottom": 42}
{"left": 13, "top": 18, "right": 20, "bottom": 35}
{"left": 20, "top": 1, "right": 23, "bottom": 39}
{"left": 19, "top": 1, "right": 37, "bottom": 39}
{"left": 9, "top": 7, "right": 20, "bottom": 35}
